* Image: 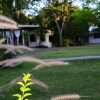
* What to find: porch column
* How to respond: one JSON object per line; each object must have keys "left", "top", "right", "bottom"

{"left": 10, "top": 30, "right": 14, "bottom": 45}
{"left": 6, "top": 31, "right": 10, "bottom": 44}
{"left": 28, "top": 33, "right": 30, "bottom": 47}
{"left": 14, "top": 30, "right": 20, "bottom": 45}
{"left": 36, "top": 36, "right": 40, "bottom": 46}
{"left": 45, "top": 34, "right": 49, "bottom": 43}
{"left": 22, "top": 31, "right": 25, "bottom": 45}
{"left": 7, "top": 38, "right": 9, "bottom": 44}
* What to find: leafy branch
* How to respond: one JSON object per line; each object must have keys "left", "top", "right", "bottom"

{"left": 13, "top": 73, "right": 33, "bottom": 100}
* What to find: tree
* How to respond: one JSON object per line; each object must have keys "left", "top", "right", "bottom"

{"left": 71, "top": 7, "right": 97, "bottom": 44}
{"left": 34, "top": 0, "right": 78, "bottom": 46}
{"left": 0, "top": 0, "right": 40, "bottom": 23}
{"left": 40, "top": 0, "right": 76, "bottom": 46}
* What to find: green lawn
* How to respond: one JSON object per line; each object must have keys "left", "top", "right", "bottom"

{"left": 34, "top": 44, "right": 100, "bottom": 59}
{"left": 0, "top": 59, "right": 100, "bottom": 100}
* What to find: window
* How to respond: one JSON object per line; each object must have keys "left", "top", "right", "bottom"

{"left": 94, "top": 34, "right": 100, "bottom": 38}
{"left": 40, "top": 35, "right": 45, "bottom": 41}
{"left": 49, "top": 36, "right": 53, "bottom": 42}
{"left": 30, "top": 35, "right": 36, "bottom": 42}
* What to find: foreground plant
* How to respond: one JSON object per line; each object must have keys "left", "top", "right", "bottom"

{"left": 0, "top": 56, "right": 47, "bottom": 68}
{"left": 0, "top": 39, "right": 33, "bottom": 54}
{"left": 51, "top": 94, "right": 81, "bottom": 100}
{"left": 13, "top": 73, "right": 33, "bottom": 100}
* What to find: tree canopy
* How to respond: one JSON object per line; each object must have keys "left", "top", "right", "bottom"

{"left": 0, "top": 0, "right": 100, "bottom": 46}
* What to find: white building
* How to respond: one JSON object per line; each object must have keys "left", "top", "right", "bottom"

{"left": 28, "top": 29, "right": 53, "bottom": 47}
{"left": 89, "top": 26, "right": 100, "bottom": 44}
{"left": 1, "top": 25, "right": 53, "bottom": 47}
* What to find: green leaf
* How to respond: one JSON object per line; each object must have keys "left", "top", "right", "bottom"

{"left": 23, "top": 73, "right": 31, "bottom": 83}
{"left": 27, "top": 73, "right": 32, "bottom": 78}
{"left": 26, "top": 82, "right": 33, "bottom": 87}
{"left": 13, "top": 94, "right": 21, "bottom": 98}
{"left": 13, "top": 73, "right": 33, "bottom": 100}
{"left": 23, "top": 77, "right": 27, "bottom": 83}
{"left": 23, "top": 77, "right": 31, "bottom": 83}
{"left": 17, "top": 82, "right": 24, "bottom": 87}
{"left": 23, "top": 73, "right": 26, "bottom": 77}
{"left": 24, "top": 88, "right": 31, "bottom": 92}
{"left": 24, "top": 93, "right": 32, "bottom": 98}
{"left": 20, "top": 87, "right": 31, "bottom": 93}
{"left": 20, "top": 87, "right": 25, "bottom": 93}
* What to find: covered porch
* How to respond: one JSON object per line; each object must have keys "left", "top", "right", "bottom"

{"left": 0, "top": 29, "right": 25, "bottom": 45}
{"left": 0, "top": 25, "right": 53, "bottom": 47}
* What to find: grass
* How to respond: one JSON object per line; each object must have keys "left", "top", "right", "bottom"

{"left": 0, "top": 59, "right": 100, "bottom": 100}
{"left": 33, "top": 44, "right": 100, "bottom": 59}
{"left": 0, "top": 62, "right": 36, "bottom": 86}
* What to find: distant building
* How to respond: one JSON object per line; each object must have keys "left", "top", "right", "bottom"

{"left": 89, "top": 26, "right": 100, "bottom": 44}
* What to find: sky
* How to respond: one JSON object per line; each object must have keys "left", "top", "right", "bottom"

{"left": 25, "top": 0, "right": 82, "bottom": 15}
{"left": 25, "top": 0, "right": 100, "bottom": 15}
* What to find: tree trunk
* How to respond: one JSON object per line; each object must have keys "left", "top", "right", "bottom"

{"left": 54, "top": 19, "right": 63, "bottom": 46}
{"left": 73, "top": 34, "right": 75, "bottom": 46}
{"left": 59, "top": 31, "right": 63, "bottom": 47}
{"left": 53, "top": 15, "right": 67, "bottom": 47}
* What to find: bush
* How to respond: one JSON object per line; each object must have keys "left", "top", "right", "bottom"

{"left": 0, "top": 49, "right": 15, "bottom": 61}
{"left": 0, "top": 49, "right": 5, "bottom": 61}
{"left": 63, "top": 38, "right": 73, "bottom": 47}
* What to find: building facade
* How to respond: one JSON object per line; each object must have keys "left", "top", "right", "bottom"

{"left": 1, "top": 25, "right": 53, "bottom": 47}
{"left": 89, "top": 26, "right": 100, "bottom": 44}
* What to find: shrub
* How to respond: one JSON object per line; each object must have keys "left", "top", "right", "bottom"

{"left": 13, "top": 73, "right": 33, "bottom": 100}
{"left": 63, "top": 38, "right": 73, "bottom": 47}
{"left": 0, "top": 49, "right": 15, "bottom": 61}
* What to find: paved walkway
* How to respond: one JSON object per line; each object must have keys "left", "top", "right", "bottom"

{"left": 19, "top": 54, "right": 100, "bottom": 61}
{"left": 43, "top": 55, "right": 100, "bottom": 62}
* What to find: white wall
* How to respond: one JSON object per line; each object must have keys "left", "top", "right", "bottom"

{"left": 89, "top": 36, "right": 100, "bottom": 44}
{"left": 28, "top": 30, "right": 53, "bottom": 47}
{"left": 41, "top": 42, "right": 52, "bottom": 47}
{"left": 29, "top": 34, "right": 52, "bottom": 47}
{"left": 29, "top": 41, "right": 52, "bottom": 47}
{"left": 29, "top": 42, "right": 37, "bottom": 47}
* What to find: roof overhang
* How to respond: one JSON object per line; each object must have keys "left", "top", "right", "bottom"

{"left": 18, "top": 24, "right": 41, "bottom": 30}
{"left": 90, "top": 28, "right": 100, "bottom": 34}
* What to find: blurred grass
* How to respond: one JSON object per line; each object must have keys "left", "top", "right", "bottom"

{"left": 35, "top": 44, "right": 100, "bottom": 59}
{"left": 0, "top": 59, "right": 100, "bottom": 100}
